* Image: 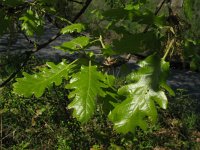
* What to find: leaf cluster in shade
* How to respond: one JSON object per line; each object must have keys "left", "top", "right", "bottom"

{"left": 19, "top": 9, "right": 44, "bottom": 36}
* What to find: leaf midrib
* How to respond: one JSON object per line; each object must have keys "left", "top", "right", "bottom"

{"left": 85, "top": 65, "right": 92, "bottom": 116}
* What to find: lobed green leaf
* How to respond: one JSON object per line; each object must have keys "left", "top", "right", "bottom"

{"left": 109, "top": 54, "right": 173, "bottom": 134}
{"left": 13, "top": 60, "right": 76, "bottom": 98}
{"left": 66, "top": 64, "right": 114, "bottom": 123}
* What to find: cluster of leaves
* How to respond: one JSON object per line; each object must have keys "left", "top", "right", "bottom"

{"left": 0, "top": 1, "right": 199, "bottom": 149}
{"left": 0, "top": 0, "right": 83, "bottom": 37}
{"left": 88, "top": 1, "right": 170, "bottom": 62}
{"left": 1, "top": 84, "right": 200, "bottom": 149}
{"left": 182, "top": 0, "right": 200, "bottom": 71}
{"left": 12, "top": 20, "right": 174, "bottom": 134}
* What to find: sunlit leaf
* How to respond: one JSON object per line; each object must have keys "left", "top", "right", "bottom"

{"left": 109, "top": 54, "right": 173, "bottom": 133}
{"left": 54, "top": 36, "right": 90, "bottom": 52}
{"left": 13, "top": 60, "right": 76, "bottom": 98}
{"left": 61, "top": 23, "right": 85, "bottom": 34}
{"left": 66, "top": 65, "right": 114, "bottom": 123}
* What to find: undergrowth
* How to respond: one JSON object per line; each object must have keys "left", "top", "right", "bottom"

{"left": 0, "top": 57, "right": 199, "bottom": 149}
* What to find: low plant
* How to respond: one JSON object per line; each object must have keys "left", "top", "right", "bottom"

{"left": 0, "top": 0, "right": 200, "bottom": 149}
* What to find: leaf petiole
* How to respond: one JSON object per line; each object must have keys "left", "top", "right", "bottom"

{"left": 99, "top": 35, "right": 106, "bottom": 49}
{"left": 162, "top": 39, "right": 175, "bottom": 60}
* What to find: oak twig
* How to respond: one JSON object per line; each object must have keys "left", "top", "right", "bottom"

{"left": 0, "top": 0, "right": 93, "bottom": 87}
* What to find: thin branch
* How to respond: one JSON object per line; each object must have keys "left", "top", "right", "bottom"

{"left": 17, "top": 23, "right": 35, "bottom": 45}
{"left": 0, "top": 0, "right": 93, "bottom": 88}
{"left": 34, "top": 32, "right": 62, "bottom": 52}
{"left": 72, "top": 0, "right": 93, "bottom": 22}
{"left": 143, "top": 0, "right": 166, "bottom": 33}
{"left": 0, "top": 51, "right": 32, "bottom": 87}
{"left": 45, "top": 14, "right": 63, "bottom": 29}
{"left": 154, "top": 0, "right": 167, "bottom": 15}
{"left": 27, "top": 0, "right": 94, "bottom": 53}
